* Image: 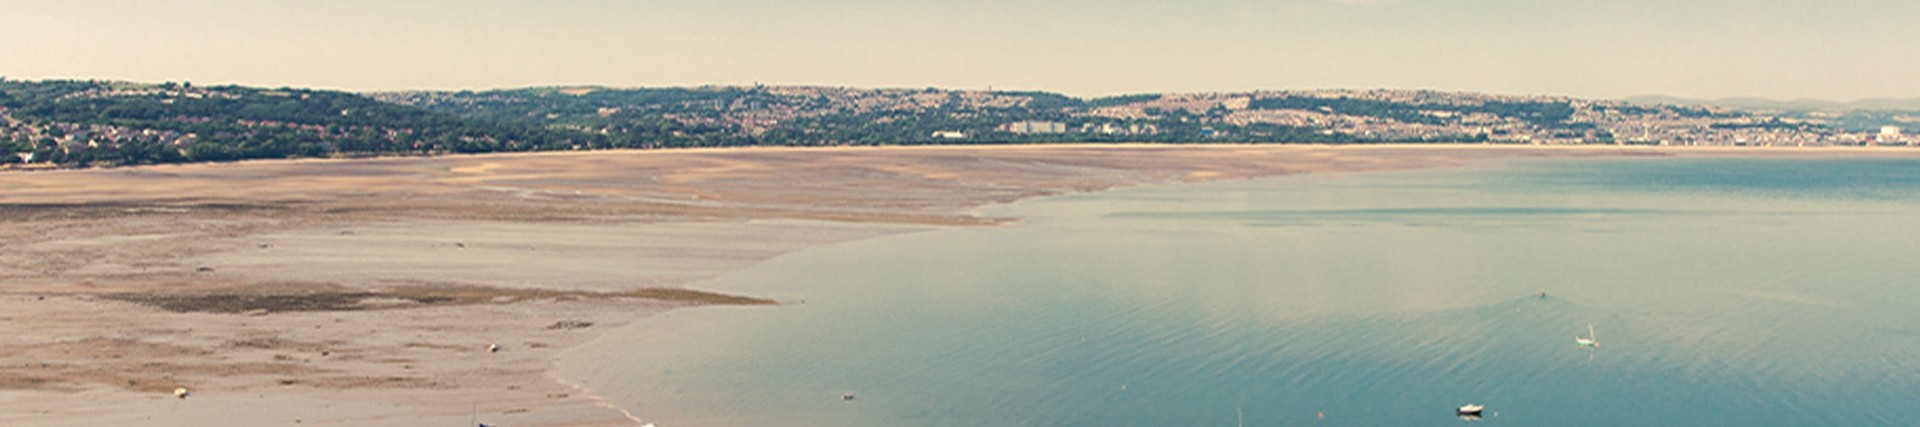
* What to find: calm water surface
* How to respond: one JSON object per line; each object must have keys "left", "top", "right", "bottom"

{"left": 561, "top": 158, "right": 1920, "bottom": 426}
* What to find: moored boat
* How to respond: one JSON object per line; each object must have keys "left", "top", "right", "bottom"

{"left": 1456, "top": 404, "right": 1485, "bottom": 416}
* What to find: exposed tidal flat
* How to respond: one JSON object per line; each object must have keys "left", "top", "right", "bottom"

{"left": 2, "top": 144, "right": 1918, "bottom": 426}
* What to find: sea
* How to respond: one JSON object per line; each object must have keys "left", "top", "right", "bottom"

{"left": 559, "top": 157, "right": 1920, "bottom": 426}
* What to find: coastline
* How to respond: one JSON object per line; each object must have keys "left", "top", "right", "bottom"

{"left": 3, "top": 144, "right": 1917, "bottom": 426}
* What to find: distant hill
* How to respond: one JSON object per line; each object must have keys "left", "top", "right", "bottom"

{"left": 1625, "top": 95, "right": 1920, "bottom": 112}
{"left": 0, "top": 78, "right": 1869, "bottom": 169}
{"left": 374, "top": 85, "right": 1754, "bottom": 148}
{"left": 1623, "top": 95, "right": 1920, "bottom": 133}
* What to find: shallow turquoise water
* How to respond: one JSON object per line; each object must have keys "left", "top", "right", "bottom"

{"left": 563, "top": 158, "right": 1920, "bottom": 426}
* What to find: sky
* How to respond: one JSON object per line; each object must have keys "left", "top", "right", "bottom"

{"left": 2, "top": 0, "right": 1916, "bottom": 100}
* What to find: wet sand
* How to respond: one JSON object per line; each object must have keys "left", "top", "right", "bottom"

{"left": 0, "top": 144, "right": 1910, "bottom": 426}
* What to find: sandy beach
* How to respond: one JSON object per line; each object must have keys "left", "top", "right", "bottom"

{"left": 1, "top": 144, "right": 1912, "bottom": 426}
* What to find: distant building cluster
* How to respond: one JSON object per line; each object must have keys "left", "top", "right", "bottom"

{"left": 1087, "top": 122, "right": 1159, "bottom": 136}
{"left": 0, "top": 107, "right": 198, "bottom": 164}
{"left": 11, "top": 79, "right": 1920, "bottom": 171}
{"left": 373, "top": 85, "right": 1916, "bottom": 147}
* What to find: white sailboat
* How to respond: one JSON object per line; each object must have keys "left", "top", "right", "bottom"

{"left": 1575, "top": 322, "right": 1598, "bottom": 347}
{"left": 1575, "top": 322, "right": 1599, "bottom": 363}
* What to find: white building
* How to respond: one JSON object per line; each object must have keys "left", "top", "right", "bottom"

{"left": 930, "top": 131, "right": 966, "bottom": 139}
{"left": 1880, "top": 125, "right": 1903, "bottom": 142}
{"left": 1001, "top": 121, "right": 1066, "bottom": 134}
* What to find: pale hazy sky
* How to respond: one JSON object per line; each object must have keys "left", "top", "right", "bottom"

{"left": 3, "top": 0, "right": 1915, "bottom": 100}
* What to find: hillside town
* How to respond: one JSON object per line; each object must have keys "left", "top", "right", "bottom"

{"left": 5, "top": 80, "right": 1916, "bottom": 169}
{"left": 383, "top": 86, "right": 1909, "bottom": 147}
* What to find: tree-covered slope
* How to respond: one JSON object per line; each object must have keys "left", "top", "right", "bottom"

{"left": 0, "top": 80, "right": 594, "bottom": 167}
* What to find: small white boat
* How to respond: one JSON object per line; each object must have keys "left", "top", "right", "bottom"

{"left": 1456, "top": 404, "right": 1485, "bottom": 416}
